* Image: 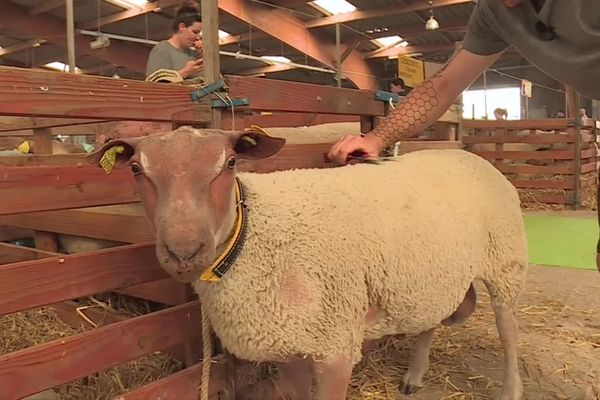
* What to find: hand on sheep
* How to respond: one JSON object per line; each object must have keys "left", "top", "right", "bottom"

{"left": 326, "top": 134, "right": 384, "bottom": 165}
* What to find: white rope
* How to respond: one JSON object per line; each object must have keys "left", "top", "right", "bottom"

{"left": 200, "top": 304, "right": 212, "bottom": 400}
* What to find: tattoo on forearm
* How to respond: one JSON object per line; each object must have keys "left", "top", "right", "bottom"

{"left": 372, "top": 80, "right": 439, "bottom": 146}
{"left": 371, "top": 48, "right": 462, "bottom": 147}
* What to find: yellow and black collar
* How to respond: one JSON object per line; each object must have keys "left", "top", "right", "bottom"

{"left": 200, "top": 178, "right": 247, "bottom": 282}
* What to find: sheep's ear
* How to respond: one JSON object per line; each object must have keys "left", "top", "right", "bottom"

{"left": 229, "top": 127, "right": 286, "bottom": 160}
{"left": 86, "top": 137, "right": 143, "bottom": 174}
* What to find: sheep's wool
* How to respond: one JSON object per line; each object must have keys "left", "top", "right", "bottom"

{"left": 193, "top": 149, "right": 528, "bottom": 365}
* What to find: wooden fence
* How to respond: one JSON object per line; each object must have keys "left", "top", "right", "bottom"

{"left": 462, "top": 119, "right": 598, "bottom": 206}
{"left": 0, "top": 66, "right": 463, "bottom": 399}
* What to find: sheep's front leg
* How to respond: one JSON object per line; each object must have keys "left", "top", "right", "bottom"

{"left": 313, "top": 355, "right": 353, "bottom": 400}
{"left": 402, "top": 328, "right": 435, "bottom": 394}
{"left": 277, "top": 359, "right": 312, "bottom": 400}
{"left": 236, "top": 359, "right": 311, "bottom": 400}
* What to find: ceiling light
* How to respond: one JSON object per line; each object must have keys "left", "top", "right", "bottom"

{"left": 260, "top": 56, "right": 292, "bottom": 64}
{"left": 374, "top": 35, "right": 406, "bottom": 48}
{"left": 425, "top": 0, "right": 440, "bottom": 31}
{"left": 426, "top": 15, "right": 440, "bottom": 30}
{"left": 106, "top": 0, "right": 147, "bottom": 9}
{"left": 311, "top": 0, "right": 356, "bottom": 15}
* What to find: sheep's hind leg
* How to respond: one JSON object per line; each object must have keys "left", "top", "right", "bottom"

{"left": 493, "top": 306, "right": 523, "bottom": 400}
{"left": 402, "top": 328, "right": 435, "bottom": 394}
{"left": 312, "top": 355, "right": 353, "bottom": 400}
{"left": 484, "top": 279, "right": 523, "bottom": 400}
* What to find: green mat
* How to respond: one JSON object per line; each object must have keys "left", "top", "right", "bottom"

{"left": 524, "top": 214, "right": 598, "bottom": 269}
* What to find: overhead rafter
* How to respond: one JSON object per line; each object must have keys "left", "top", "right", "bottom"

{"left": 80, "top": 0, "right": 180, "bottom": 30}
{"left": 305, "top": 0, "right": 473, "bottom": 29}
{"left": 30, "top": 0, "right": 65, "bottom": 15}
{"left": 218, "top": 0, "right": 378, "bottom": 90}
{"left": 1, "top": 2, "right": 149, "bottom": 73}
{"left": 364, "top": 42, "right": 456, "bottom": 59}
{"left": 237, "top": 63, "right": 298, "bottom": 76}
{"left": 266, "top": 0, "right": 314, "bottom": 5}
{"left": 219, "top": 31, "right": 268, "bottom": 46}
{"left": 0, "top": 39, "right": 47, "bottom": 57}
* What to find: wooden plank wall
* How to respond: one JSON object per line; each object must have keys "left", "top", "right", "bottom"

{"left": 462, "top": 119, "right": 598, "bottom": 205}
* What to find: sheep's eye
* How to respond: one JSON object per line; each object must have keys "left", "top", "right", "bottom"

{"left": 130, "top": 162, "right": 142, "bottom": 175}
{"left": 227, "top": 156, "right": 236, "bottom": 169}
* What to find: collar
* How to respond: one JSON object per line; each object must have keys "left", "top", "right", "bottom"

{"left": 199, "top": 177, "right": 248, "bottom": 282}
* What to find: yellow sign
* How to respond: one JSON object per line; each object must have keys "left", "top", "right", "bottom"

{"left": 398, "top": 55, "right": 425, "bottom": 88}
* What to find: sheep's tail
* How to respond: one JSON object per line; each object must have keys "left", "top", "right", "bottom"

{"left": 200, "top": 304, "right": 212, "bottom": 400}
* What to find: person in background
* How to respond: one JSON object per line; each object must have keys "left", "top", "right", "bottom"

{"left": 145, "top": 1, "right": 204, "bottom": 81}
{"left": 578, "top": 108, "right": 590, "bottom": 124}
{"left": 494, "top": 107, "right": 508, "bottom": 120}
{"left": 327, "top": 0, "right": 600, "bottom": 274}
{"left": 389, "top": 77, "right": 407, "bottom": 96}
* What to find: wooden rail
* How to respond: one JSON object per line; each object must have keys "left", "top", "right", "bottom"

{"left": 0, "top": 301, "right": 202, "bottom": 399}
{"left": 0, "top": 66, "right": 212, "bottom": 123}
{"left": 0, "top": 206, "right": 153, "bottom": 243}
{"left": 226, "top": 75, "right": 385, "bottom": 116}
{"left": 0, "top": 242, "right": 168, "bottom": 314}
{"left": 117, "top": 358, "right": 228, "bottom": 400}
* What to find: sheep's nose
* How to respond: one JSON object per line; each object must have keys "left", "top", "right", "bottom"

{"left": 165, "top": 242, "right": 204, "bottom": 262}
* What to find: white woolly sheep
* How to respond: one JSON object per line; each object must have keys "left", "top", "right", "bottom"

{"left": 88, "top": 127, "right": 528, "bottom": 400}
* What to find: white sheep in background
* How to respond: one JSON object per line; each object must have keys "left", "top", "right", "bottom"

{"left": 89, "top": 127, "right": 528, "bottom": 400}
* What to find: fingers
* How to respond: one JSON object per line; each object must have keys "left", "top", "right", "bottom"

{"left": 327, "top": 135, "right": 362, "bottom": 165}
{"left": 192, "top": 59, "right": 204, "bottom": 70}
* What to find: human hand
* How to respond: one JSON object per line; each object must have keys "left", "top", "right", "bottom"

{"left": 180, "top": 58, "right": 204, "bottom": 78}
{"left": 326, "top": 134, "right": 384, "bottom": 165}
{"left": 193, "top": 38, "right": 203, "bottom": 51}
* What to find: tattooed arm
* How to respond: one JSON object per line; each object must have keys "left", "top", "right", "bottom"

{"left": 327, "top": 49, "right": 503, "bottom": 164}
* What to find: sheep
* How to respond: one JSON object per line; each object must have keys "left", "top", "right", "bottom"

{"left": 88, "top": 126, "right": 528, "bottom": 400}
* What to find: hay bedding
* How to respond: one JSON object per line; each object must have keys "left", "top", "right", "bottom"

{"left": 0, "top": 293, "right": 183, "bottom": 399}
{"left": 518, "top": 172, "right": 597, "bottom": 211}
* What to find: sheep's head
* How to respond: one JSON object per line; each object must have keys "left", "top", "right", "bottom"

{"left": 87, "top": 126, "right": 285, "bottom": 282}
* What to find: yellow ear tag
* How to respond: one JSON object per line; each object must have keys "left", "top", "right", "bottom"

{"left": 247, "top": 124, "right": 272, "bottom": 137}
{"left": 17, "top": 141, "right": 30, "bottom": 154}
{"left": 99, "top": 145, "right": 125, "bottom": 174}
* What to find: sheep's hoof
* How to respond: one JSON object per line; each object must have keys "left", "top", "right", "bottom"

{"left": 401, "top": 383, "right": 421, "bottom": 395}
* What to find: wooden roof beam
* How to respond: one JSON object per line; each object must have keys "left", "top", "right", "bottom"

{"left": 0, "top": 2, "right": 148, "bottom": 73}
{"left": 30, "top": 0, "right": 65, "bottom": 15}
{"left": 305, "top": 0, "right": 473, "bottom": 29}
{"left": 237, "top": 63, "right": 298, "bottom": 76}
{"left": 219, "top": 0, "right": 378, "bottom": 90}
{"left": 219, "top": 31, "right": 268, "bottom": 46}
{"left": 80, "top": 0, "right": 180, "bottom": 30}
{"left": 364, "top": 42, "right": 456, "bottom": 59}
{"left": 0, "top": 39, "right": 47, "bottom": 57}
{"left": 266, "top": 0, "right": 314, "bottom": 5}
